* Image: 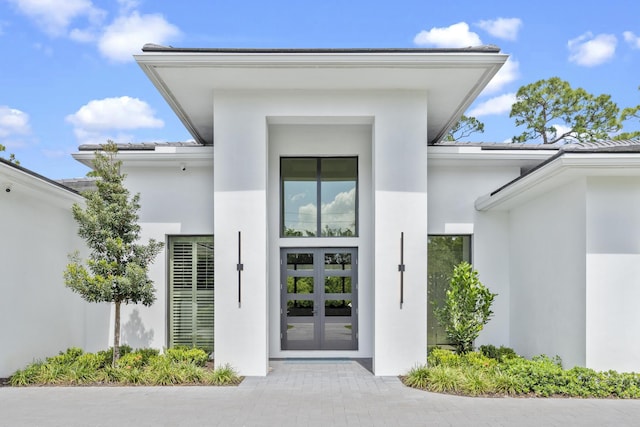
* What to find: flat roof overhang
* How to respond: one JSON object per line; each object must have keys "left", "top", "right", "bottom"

{"left": 475, "top": 152, "right": 640, "bottom": 211}
{"left": 134, "top": 46, "right": 507, "bottom": 145}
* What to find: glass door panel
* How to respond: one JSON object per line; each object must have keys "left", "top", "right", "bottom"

{"left": 324, "top": 299, "right": 354, "bottom": 347}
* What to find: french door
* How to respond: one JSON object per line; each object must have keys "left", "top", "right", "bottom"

{"left": 281, "top": 248, "right": 358, "bottom": 350}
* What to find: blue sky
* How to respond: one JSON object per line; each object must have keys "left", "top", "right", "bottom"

{"left": 1, "top": 0, "right": 639, "bottom": 178}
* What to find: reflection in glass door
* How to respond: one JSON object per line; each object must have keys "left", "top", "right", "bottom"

{"left": 281, "top": 248, "right": 357, "bottom": 350}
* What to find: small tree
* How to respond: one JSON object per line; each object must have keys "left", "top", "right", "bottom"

{"left": 444, "top": 115, "right": 485, "bottom": 141}
{"left": 432, "top": 262, "right": 496, "bottom": 354}
{"left": 64, "top": 141, "right": 163, "bottom": 365}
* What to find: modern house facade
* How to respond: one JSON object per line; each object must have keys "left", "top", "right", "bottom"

{"left": 3, "top": 46, "right": 640, "bottom": 378}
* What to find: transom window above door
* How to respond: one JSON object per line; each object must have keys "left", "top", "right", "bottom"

{"left": 281, "top": 157, "right": 358, "bottom": 237}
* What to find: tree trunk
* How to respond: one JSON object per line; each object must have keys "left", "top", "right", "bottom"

{"left": 113, "top": 301, "right": 121, "bottom": 366}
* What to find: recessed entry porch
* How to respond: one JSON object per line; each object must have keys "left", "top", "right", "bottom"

{"left": 268, "top": 121, "right": 374, "bottom": 362}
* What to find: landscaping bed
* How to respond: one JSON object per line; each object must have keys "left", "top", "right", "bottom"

{"left": 6, "top": 346, "right": 241, "bottom": 387}
{"left": 403, "top": 346, "right": 640, "bottom": 398}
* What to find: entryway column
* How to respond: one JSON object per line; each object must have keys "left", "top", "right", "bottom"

{"left": 373, "top": 93, "right": 429, "bottom": 375}
{"left": 213, "top": 92, "right": 269, "bottom": 376}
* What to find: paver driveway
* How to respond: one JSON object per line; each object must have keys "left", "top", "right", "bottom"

{"left": 2, "top": 359, "right": 640, "bottom": 426}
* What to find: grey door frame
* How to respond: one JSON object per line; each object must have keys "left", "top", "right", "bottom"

{"left": 280, "top": 247, "right": 358, "bottom": 350}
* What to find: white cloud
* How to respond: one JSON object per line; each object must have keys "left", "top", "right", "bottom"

{"left": 294, "top": 188, "right": 357, "bottom": 234}
{"left": 117, "top": 0, "right": 139, "bottom": 14}
{"left": 568, "top": 32, "right": 617, "bottom": 66}
{"left": 624, "top": 31, "right": 640, "bottom": 49}
{"left": 7, "top": 2, "right": 180, "bottom": 62}
{"left": 98, "top": 11, "right": 180, "bottom": 62}
{"left": 414, "top": 22, "right": 482, "bottom": 48}
{"left": 321, "top": 188, "right": 356, "bottom": 233}
{"left": 66, "top": 96, "right": 163, "bottom": 144}
{"left": 69, "top": 27, "right": 97, "bottom": 43}
{"left": 468, "top": 93, "right": 516, "bottom": 117}
{"left": 476, "top": 17, "right": 522, "bottom": 41}
{"left": 482, "top": 57, "right": 519, "bottom": 94}
{"left": 550, "top": 123, "right": 573, "bottom": 141}
{"left": 0, "top": 106, "right": 31, "bottom": 138}
{"left": 7, "top": 0, "right": 105, "bottom": 37}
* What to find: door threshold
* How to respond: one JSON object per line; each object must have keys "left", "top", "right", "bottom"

{"left": 270, "top": 357, "right": 373, "bottom": 372}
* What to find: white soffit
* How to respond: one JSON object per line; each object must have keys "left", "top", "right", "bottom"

{"left": 134, "top": 49, "right": 507, "bottom": 145}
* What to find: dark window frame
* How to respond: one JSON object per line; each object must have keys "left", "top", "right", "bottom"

{"left": 427, "top": 234, "right": 473, "bottom": 349}
{"left": 280, "top": 157, "right": 359, "bottom": 238}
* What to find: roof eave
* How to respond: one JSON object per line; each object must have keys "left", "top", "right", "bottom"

{"left": 134, "top": 49, "right": 507, "bottom": 146}
{"left": 475, "top": 152, "right": 640, "bottom": 211}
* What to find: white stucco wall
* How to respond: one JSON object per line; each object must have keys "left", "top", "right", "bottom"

{"left": 509, "top": 178, "right": 587, "bottom": 368}
{"left": 211, "top": 89, "right": 430, "bottom": 375}
{"left": 0, "top": 169, "right": 109, "bottom": 377}
{"left": 427, "top": 164, "right": 520, "bottom": 348}
{"left": 586, "top": 176, "right": 640, "bottom": 372}
{"left": 116, "top": 158, "right": 214, "bottom": 351}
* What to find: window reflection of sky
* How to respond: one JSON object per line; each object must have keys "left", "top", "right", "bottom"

{"left": 284, "top": 180, "right": 356, "bottom": 235}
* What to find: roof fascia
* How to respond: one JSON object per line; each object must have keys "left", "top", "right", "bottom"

{"left": 72, "top": 146, "right": 213, "bottom": 168}
{"left": 0, "top": 161, "right": 83, "bottom": 206}
{"left": 428, "top": 145, "right": 556, "bottom": 162}
{"left": 134, "top": 51, "right": 507, "bottom": 68}
{"left": 475, "top": 153, "right": 640, "bottom": 211}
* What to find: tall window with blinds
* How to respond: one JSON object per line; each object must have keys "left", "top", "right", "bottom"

{"left": 168, "top": 236, "right": 214, "bottom": 353}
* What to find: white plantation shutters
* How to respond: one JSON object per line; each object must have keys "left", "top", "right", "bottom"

{"left": 169, "top": 236, "right": 214, "bottom": 352}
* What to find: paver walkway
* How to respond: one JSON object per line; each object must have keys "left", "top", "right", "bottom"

{"left": 2, "top": 359, "right": 640, "bottom": 426}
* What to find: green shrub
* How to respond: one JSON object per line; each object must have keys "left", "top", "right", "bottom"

{"left": 45, "top": 347, "right": 84, "bottom": 366}
{"left": 492, "top": 369, "right": 524, "bottom": 395}
{"left": 117, "top": 352, "right": 146, "bottom": 369}
{"left": 497, "top": 354, "right": 566, "bottom": 396}
{"left": 65, "top": 364, "right": 98, "bottom": 384}
{"left": 428, "top": 348, "right": 495, "bottom": 370}
{"left": 165, "top": 346, "right": 209, "bottom": 367}
{"left": 8, "top": 347, "right": 239, "bottom": 387}
{"left": 461, "top": 368, "right": 493, "bottom": 396}
{"left": 97, "top": 345, "right": 133, "bottom": 366}
{"left": 119, "top": 367, "right": 145, "bottom": 385}
{"left": 134, "top": 348, "right": 160, "bottom": 365}
{"left": 406, "top": 349, "right": 640, "bottom": 398}
{"left": 479, "top": 345, "right": 517, "bottom": 361}
{"left": 432, "top": 262, "right": 497, "bottom": 354}
{"left": 206, "top": 364, "right": 241, "bottom": 386}
{"left": 97, "top": 366, "right": 122, "bottom": 384}
{"left": 427, "top": 348, "right": 462, "bottom": 367}
{"left": 36, "top": 362, "right": 68, "bottom": 385}
{"left": 179, "top": 362, "right": 205, "bottom": 383}
{"left": 425, "top": 365, "right": 465, "bottom": 393}
{"left": 461, "top": 351, "right": 496, "bottom": 369}
{"left": 144, "top": 357, "right": 185, "bottom": 385}
{"left": 404, "top": 365, "right": 431, "bottom": 389}
{"left": 9, "top": 362, "right": 43, "bottom": 386}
